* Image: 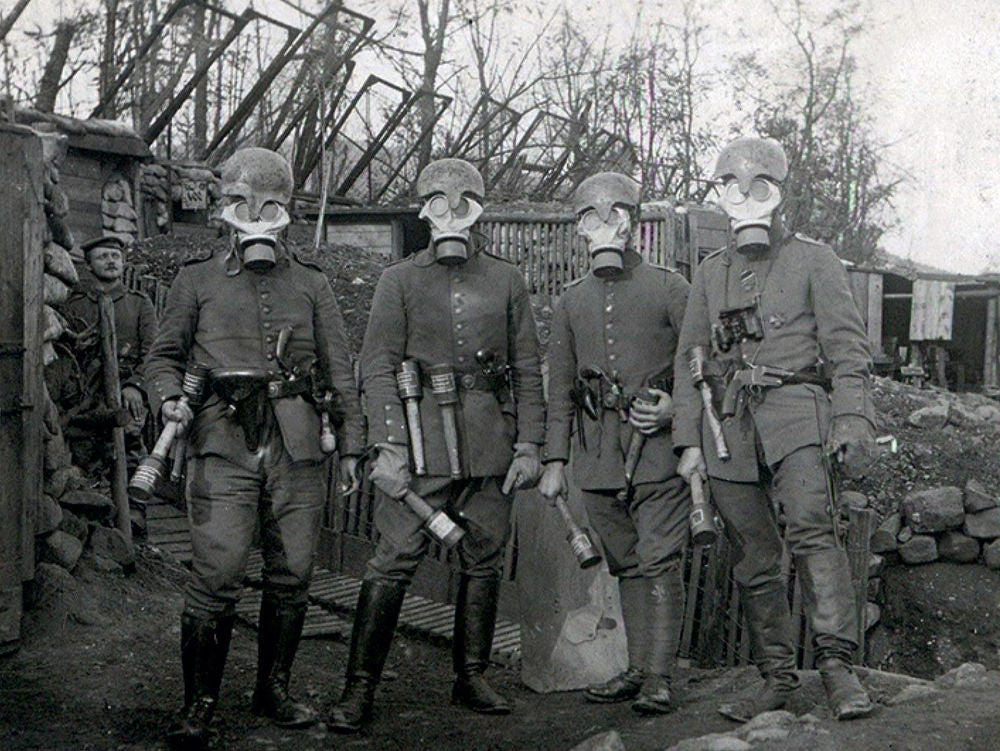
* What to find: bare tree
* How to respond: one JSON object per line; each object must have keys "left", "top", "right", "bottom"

{"left": 730, "top": 0, "right": 899, "bottom": 260}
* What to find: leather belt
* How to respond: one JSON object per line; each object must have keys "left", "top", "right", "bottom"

{"left": 265, "top": 378, "right": 312, "bottom": 399}
{"left": 420, "top": 370, "right": 505, "bottom": 393}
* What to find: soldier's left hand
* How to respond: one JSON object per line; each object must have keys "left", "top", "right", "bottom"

{"left": 826, "top": 415, "right": 876, "bottom": 479}
{"left": 629, "top": 388, "right": 674, "bottom": 435}
{"left": 502, "top": 442, "right": 542, "bottom": 494}
{"left": 121, "top": 385, "right": 145, "bottom": 423}
{"left": 339, "top": 456, "right": 360, "bottom": 495}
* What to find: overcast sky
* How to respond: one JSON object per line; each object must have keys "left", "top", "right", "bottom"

{"left": 19, "top": 0, "right": 1000, "bottom": 273}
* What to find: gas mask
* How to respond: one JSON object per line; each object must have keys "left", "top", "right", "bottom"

{"left": 218, "top": 147, "right": 294, "bottom": 273}
{"left": 712, "top": 137, "right": 788, "bottom": 254}
{"left": 573, "top": 172, "right": 640, "bottom": 278}
{"left": 416, "top": 158, "right": 485, "bottom": 265}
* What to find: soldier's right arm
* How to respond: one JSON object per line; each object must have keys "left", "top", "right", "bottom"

{"left": 672, "top": 262, "right": 712, "bottom": 452}
{"left": 541, "top": 297, "right": 576, "bottom": 464}
{"left": 359, "top": 268, "right": 408, "bottom": 446}
{"left": 143, "top": 268, "right": 198, "bottom": 417}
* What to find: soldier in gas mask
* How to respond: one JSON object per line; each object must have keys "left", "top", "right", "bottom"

{"left": 538, "top": 172, "right": 691, "bottom": 714}
{"left": 329, "top": 158, "right": 544, "bottom": 732}
{"left": 145, "top": 147, "right": 364, "bottom": 748}
{"left": 671, "top": 137, "right": 877, "bottom": 722}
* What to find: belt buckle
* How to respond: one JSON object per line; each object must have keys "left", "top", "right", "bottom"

{"left": 267, "top": 381, "right": 281, "bottom": 398}
{"left": 460, "top": 374, "right": 477, "bottom": 391}
{"left": 602, "top": 392, "right": 617, "bottom": 409}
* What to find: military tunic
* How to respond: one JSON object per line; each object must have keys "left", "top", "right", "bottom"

{"left": 144, "top": 245, "right": 364, "bottom": 617}
{"left": 543, "top": 253, "right": 691, "bottom": 576}
{"left": 671, "top": 230, "right": 875, "bottom": 586}
{"left": 360, "top": 243, "right": 545, "bottom": 582}
{"left": 60, "top": 279, "right": 158, "bottom": 391}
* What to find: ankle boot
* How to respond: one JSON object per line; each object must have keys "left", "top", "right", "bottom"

{"left": 166, "top": 613, "right": 233, "bottom": 750}
{"left": 451, "top": 575, "right": 511, "bottom": 714}
{"left": 719, "top": 580, "right": 800, "bottom": 723}
{"left": 796, "top": 551, "right": 875, "bottom": 720}
{"left": 586, "top": 577, "right": 647, "bottom": 703}
{"left": 632, "top": 568, "right": 683, "bottom": 715}
{"left": 250, "top": 595, "right": 315, "bottom": 728}
{"left": 328, "top": 579, "right": 407, "bottom": 733}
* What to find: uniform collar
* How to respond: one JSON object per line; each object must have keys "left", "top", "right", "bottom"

{"left": 85, "top": 279, "right": 126, "bottom": 300}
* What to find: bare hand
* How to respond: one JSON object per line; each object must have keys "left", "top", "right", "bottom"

{"left": 537, "top": 461, "right": 568, "bottom": 504}
{"left": 339, "top": 456, "right": 360, "bottom": 495}
{"left": 121, "top": 385, "right": 146, "bottom": 423}
{"left": 161, "top": 398, "right": 194, "bottom": 430}
{"left": 629, "top": 388, "right": 673, "bottom": 435}
{"left": 677, "top": 446, "right": 707, "bottom": 483}
{"left": 502, "top": 443, "right": 542, "bottom": 495}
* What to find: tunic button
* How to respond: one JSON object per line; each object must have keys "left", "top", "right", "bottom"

{"left": 609, "top": 354, "right": 617, "bottom": 361}
{"left": 457, "top": 339, "right": 465, "bottom": 346}
{"left": 261, "top": 292, "right": 270, "bottom": 298}
{"left": 457, "top": 356, "right": 466, "bottom": 363}
{"left": 456, "top": 323, "right": 464, "bottom": 330}
{"left": 263, "top": 322, "right": 271, "bottom": 329}
{"left": 455, "top": 308, "right": 463, "bottom": 315}
{"left": 384, "top": 405, "right": 391, "bottom": 410}
{"left": 266, "top": 353, "right": 274, "bottom": 360}
{"left": 605, "top": 305, "right": 613, "bottom": 312}
{"left": 266, "top": 335, "right": 274, "bottom": 343}
{"left": 608, "top": 338, "right": 614, "bottom": 345}
{"left": 262, "top": 306, "right": 271, "bottom": 313}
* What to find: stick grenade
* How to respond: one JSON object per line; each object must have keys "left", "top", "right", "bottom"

{"left": 129, "top": 363, "right": 209, "bottom": 501}
{"left": 396, "top": 360, "right": 426, "bottom": 475}
{"left": 319, "top": 391, "right": 337, "bottom": 454}
{"left": 688, "top": 474, "right": 718, "bottom": 546}
{"left": 401, "top": 489, "right": 465, "bottom": 547}
{"left": 689, "top": 345, "right": 730, "bottom": 461}
{"left": 427, "top": 364, "right": 462, "bottom": 479}
{"left": 169, "top": 365, "right": 210, "bottom": 482}
{"left": 98, "top": 294, "right": 131, "bottom": 541}
{"left": 616, "top": 387, "right": 658, "bottom": 502}
{"left": 554, "top": 494, "right": 602, "bottom": 569}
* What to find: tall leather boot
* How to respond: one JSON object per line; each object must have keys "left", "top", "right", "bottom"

{"left": 166, "top": 613, "right": 234, "bottom": 750}
{"left": 632, "top": 566, "right": 684, "bottom": 715}
{"left": 796, "top": 550, "right": 875, "bottom": 720}
{"left": 328, "top": 579, "right": 407, "bottom": 733}
{"left": 585, "top": 576, "right": 647, "bottom": 703}
{"left": 250, "top": 595, "right": 316, "bottom": 727}
{"left": 718, "top": 579, "right": 800, "bottom": 722}
{"left": 451, "top": 575, "right": 511, "bottom": 714}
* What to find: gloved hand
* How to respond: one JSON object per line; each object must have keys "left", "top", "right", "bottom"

{"left": 538, "top": 461, "right": 568, "bottom": 505}
{"left": 826, "top": 415, "right": 876, "bottom": 479}
{"left": 629, "top": 388, "right": 674, "bottom": 435}
{"left": 161, "top": 397, "right": 194, "bottom": 431}
{"left": 502, "top": 442, "right": 542, "bottom": 494}
{"left": 369, "top": 443, "right": 411, "bottom": 499}
{"left": 677, "top": 446, "right": 707, "bottom": 483}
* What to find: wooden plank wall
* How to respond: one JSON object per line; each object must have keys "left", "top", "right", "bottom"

{"left": 910, "top": 279, "right": 956, "bottom": 341}
{"left": 0, "top": 125, "right": 45, "bottom": 646}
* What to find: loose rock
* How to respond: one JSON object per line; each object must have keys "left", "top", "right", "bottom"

{"left": 964, "top": 478, "right": 998, "bottom": 513}
{"left": 39, "top": 530, "right": 83, "bottom": 570}
{"left": 569, "top": 730, "right": 626, "bottom": 751}
{"left": 963, "top": 508, "right": 1000, "bottom": 540}
{"left": 902, "top": 487, "right": 965, "bottom": 533}
{"left": 871, "top": 512, "right": 902, "bottom": 553}
{"left": 937, "top": 530, "right": 981, "bottom": 562}
{"left": 899, "top": 535, "right": 938, "bottom": 564}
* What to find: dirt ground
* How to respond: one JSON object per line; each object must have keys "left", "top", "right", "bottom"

{"left": 2, "top": 546, "right": 999, "bottom": 751}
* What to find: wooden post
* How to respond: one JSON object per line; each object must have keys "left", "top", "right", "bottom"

{"left": 98, "top": 294, "right": 132, "bottom": 544}
{"left": 0, "top": 124, "right": 45, "bottom": 649}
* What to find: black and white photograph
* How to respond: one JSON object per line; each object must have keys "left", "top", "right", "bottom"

{"left": 1, "top": 0, "right": 999, "bottom": 749}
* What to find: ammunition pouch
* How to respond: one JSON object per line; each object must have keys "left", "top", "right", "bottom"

{"left": 210, "top": 367, "right": 322, "bottom": 452}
